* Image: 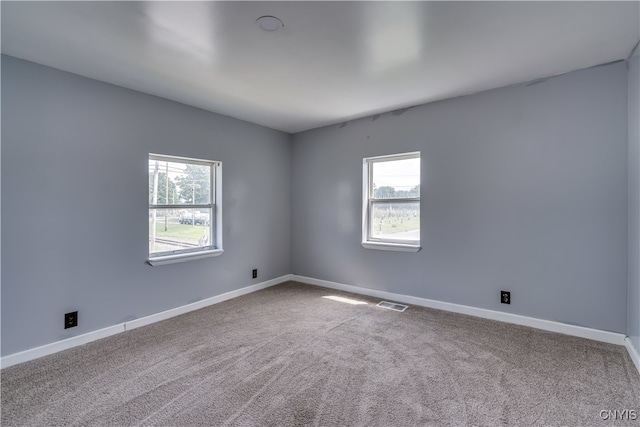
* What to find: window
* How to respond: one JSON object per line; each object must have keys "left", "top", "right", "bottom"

{"left": 148, "top": 154, "right": 222, "bottom": 265}
{"left": 362, "top": 152, "right": 421, "bottom": 252}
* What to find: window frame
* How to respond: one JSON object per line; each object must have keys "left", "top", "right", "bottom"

{"left": 147, "top": 153, "right": 223, "bottom": 266}
{"left": 362, "top": 151, "right": 421, "bottom": 252}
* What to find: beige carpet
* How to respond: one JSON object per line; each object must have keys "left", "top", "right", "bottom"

{"left": 2, "top": 281, "right": 639, "bottom": 426}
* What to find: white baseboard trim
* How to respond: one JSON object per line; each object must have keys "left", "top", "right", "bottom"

{"left": 0, "top": 324, "right": 125, "bottom": 370}
{"left": 3, "top": 274, "right": 630, "bottom": 371}
{"left": 290, "top": 275, "right": 626, "bottom": 346}
{"left": 125, "top": 275, "right": 291, "bottom": 331}
{"left": 1, "top": 275, "right": 291, "bottom": 369}
{"left": 625, "top": 337, "right": 640, "bottom": 375}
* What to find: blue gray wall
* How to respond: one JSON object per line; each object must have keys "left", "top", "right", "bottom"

{"left": 292, "top": 61, "right": 629, "bottom": 333}
{"left": 1, "top": 56, "right": 292, "bottom": 356}
{"left": 1, "top": 54, "right": 635, "bottom": 358}
{"left": 629, "top": 47, "right": 640, "bottom": 353}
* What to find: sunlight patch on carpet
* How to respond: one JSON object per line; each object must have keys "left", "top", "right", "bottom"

{"left": 322, "top": 295, "right": 369, "bottom": 305}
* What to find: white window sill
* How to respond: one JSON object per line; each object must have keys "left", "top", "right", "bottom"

{"left": 147, "top": 249, "right": 224, "bottom": 266}
{"left": 361, "top": 241, "right": 421, "bottom": 252}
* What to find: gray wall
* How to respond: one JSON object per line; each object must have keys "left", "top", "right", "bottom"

{"left": 292, "top": 61, "right": 629, "bottom": 333}
{"left": 1, "top": 55, "right": 291, "bottom": 356}
{"left": 1, "top": 54, "right": 634, "bottom": 357}
{"left": 629, "top": 48, "right": 640, "bottom": 353}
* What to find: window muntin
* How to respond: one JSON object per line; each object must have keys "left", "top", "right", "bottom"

{"left": 363, "top": 152, "right": 420, "bottom": 249}
{"left": 148, "top": 154, "right": 221, "bottom": 262}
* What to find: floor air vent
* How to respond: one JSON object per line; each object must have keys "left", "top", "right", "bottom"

{"left": 377, "top": 301, "right": 408, "bottom": 312}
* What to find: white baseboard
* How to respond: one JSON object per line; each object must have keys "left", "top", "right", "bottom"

{"left": 125, "top": 275, "right": 291, "bottom": 331}
{"left": 0, "top": 324, "right": 125, "bottom": 370}
{"left": 625, "top": 337, "right": 640, "bottom": 375}
{"left": 1, "top": 275, "right": 291, "bottom": 369}
{"left": 290, "top": 275, "right": 626, "bottom": 346}
{"left": 3, "top": 274, "right": 632, "bottom": 373}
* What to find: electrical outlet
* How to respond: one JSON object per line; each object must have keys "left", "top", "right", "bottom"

{"left": 501, "top": 291, "right": 511, "bottom": 305}
{"left": 65, "top": 311, "right": 78, "bottom": 329}
{"left": 252, "top": 269, "right": 257, "bottom": 279}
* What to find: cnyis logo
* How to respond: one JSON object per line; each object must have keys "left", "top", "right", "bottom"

{"left": 599, "top": 409, "right": 637, "bottom": 421}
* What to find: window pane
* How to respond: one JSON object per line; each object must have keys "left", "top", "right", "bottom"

{"left": 370, "top": 201, "right": 420, "bottom": 241}
{"left": 372, "top": 158, "right": 420, "bottom": 199}
{"left": 149, "top": 208, "right": 213, "bottom": 255}
{"left": 149, "top": 160, "right": 211, "bottom": 205}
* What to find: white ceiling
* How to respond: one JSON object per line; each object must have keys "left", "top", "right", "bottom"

{"left": 2, "top": 1, "right": 639, "bottom": 133}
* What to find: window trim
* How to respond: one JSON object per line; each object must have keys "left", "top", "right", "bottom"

{"left": 147, "top": 153, "right": 223, "bottom": 265}
{"left": 147, "top": 249, "right": 223, "bottom": 266}
{"left": 362, "top": 151, "right": 421, "bottom": 252}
